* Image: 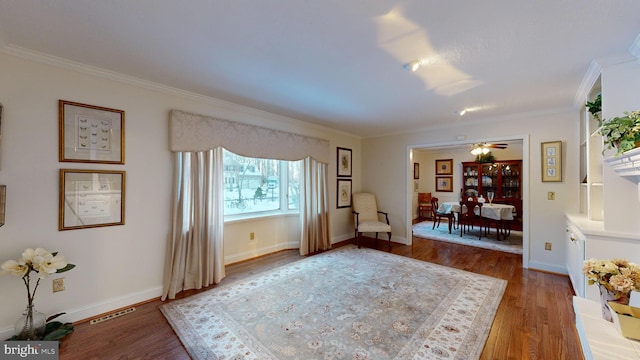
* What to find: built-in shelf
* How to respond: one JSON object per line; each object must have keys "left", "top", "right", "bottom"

{"left": 604, "top": 147, "right": 640, "bottom": 180}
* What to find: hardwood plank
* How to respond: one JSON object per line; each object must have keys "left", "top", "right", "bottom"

{"left": 59, "top": 236, "right": 583, "bottom": 360}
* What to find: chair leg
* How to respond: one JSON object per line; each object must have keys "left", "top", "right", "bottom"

{"left": 387, "top": 232, "right": 392, "bottom": 249}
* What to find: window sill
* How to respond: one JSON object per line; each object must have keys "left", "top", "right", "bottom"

{"left": 224, "top": 211, "right": 299, "bottom": 224}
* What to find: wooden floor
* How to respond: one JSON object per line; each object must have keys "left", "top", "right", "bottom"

{"left": 59, "top": 236, "right": 583, "bottom": 360}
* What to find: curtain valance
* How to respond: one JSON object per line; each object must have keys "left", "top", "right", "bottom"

{"left": 169, "top": 110, "right": 330, "bottom": 164}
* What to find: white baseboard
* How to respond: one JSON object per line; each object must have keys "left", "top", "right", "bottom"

{"left": 224, "top": 241, "right": 300, "bottom": 265}
{"left": 0, "top": 286, "right": 163, "bottom": 340}
{"left": 331, "top": 233, "right": 353, "bottom": 244}
{"left": 528, "top": 261, "right": 568, "bottom": 275}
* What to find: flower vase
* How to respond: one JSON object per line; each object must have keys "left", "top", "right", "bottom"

{"left": 598, "top": 284, "right": 630, "bottom": 322}
{"left": 14, "top": 305, "right": 46, "bottom": 340}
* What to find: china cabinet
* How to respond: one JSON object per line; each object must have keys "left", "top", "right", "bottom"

{"left": 461, "top": 160, "right": 522, "bottom": 229}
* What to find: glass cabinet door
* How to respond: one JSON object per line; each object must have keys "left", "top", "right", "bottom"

{"left": 501, "top": 162, "right": 520, "bottom": 199}
{"left": 462, "top": 164, "right": 479, "bottom": 198}
{"left": 481, "top": 163, "right": 499, "bottom": 198}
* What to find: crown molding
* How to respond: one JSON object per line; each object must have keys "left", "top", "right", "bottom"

{"left": 0, "top": 44, "right": 359, "bottom": 139}
{"left": 573, "top": 60, "right": 602, "bottom": 109}
{"left": 629, "top": 33, "right": 640, "bottom": 60}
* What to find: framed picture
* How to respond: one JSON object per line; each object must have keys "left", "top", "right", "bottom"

{"left": 435, "top": 159, "right": 453, "bottom": 175}
{"left": 413, "top": 163, "right": 419, "bottom": 179}
{"left": 541, "top": 141, "right": 562, "bottom": 182}
{"left": 337, "top": 147, "right": 352, "bottom": 177}
{"left": 436, "top": 176, "right": 453, "bottom": 192}
{"left": 59, "top": 100, "right": 125, "bottom": 164}
{"left": 59, "top": 169, "right": 126, "bottom": 230}
{"left": 337, "top": 179, "right": 352, "bottom": 208}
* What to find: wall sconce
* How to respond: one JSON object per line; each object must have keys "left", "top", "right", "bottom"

{"left": 0, "top": 185, "right": 5, "bottom": 226}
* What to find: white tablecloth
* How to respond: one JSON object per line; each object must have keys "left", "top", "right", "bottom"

{"left": 439, "top": 202, "right": 515, "bottom": 221}
{"left": 480, "top": 203, "right": 515, "bottom": 221}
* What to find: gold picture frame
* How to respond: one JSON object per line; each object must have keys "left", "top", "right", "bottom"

{"left": 436, "top": 176, "right": 453, "bottom": 192}
{"left": 541, "top": 141, "right": 562, "bottom": 182}
{"left": 59, "top": 169, "right": 126, "bottom": 230}
{"left": 435, "top": 159, "right": 453, "bottom": 175}
{"left": 59, "top": 100, "right": 125, "bottom": 164}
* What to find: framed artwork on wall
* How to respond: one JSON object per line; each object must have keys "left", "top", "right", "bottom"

{"left": 436, "top": 176, "right": 453, "bottom": 192}
{"left": 414, "top": 163, "right": 419, "bottom": 179}
{"left": 541, "top": 141, "right": 562, "bottom": 182}
{"left": 59, "top": 100, "right": 125, "bottom": 164}
{"left": 337, "top": 179, "right": 352, "bottom": 208}
{"left": 59, "top": 169, "right": 126, "bottom": 230}
{"left": 337, "top": 147, "right": 352, "bottom": 177}
{"left": 435, "top": 159, "right": 453, "bottom": 175}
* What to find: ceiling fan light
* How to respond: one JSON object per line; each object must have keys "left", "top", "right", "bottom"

{"left": 403, "top": 60, "right": 422, "bottom": 72}
{"left": 482, "top": 147, "right": 490, "bottom": 154}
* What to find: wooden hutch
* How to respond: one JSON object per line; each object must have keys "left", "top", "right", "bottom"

{"left": 461, "top": 160, "right": 522, "bottom": 230}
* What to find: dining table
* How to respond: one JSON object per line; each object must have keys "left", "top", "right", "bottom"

{"left": 478, "top": 203, "right": 515, "bottom": 240}
{"left": 440, "top": 201, "right": 515, "bottom": 240}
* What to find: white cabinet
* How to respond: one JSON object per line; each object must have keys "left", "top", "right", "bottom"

{"left": 565, "top": 213, "right": 640, "bottom": 302}
{"left": 566, "top": 220, "right": 586, "bottom": 297}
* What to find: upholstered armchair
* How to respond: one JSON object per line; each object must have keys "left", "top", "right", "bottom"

{"left": 352, "top": 192, "right": 392, "bottom": 248}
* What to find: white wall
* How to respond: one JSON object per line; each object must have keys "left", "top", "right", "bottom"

{"left": 362, "top": 110, "right": 579, "bottom": 273}
{"left": 601, "top": 60, "right": 640, "bottom": 234}
{"left": 0, "top": 51, "right": 359, "bottom": 336}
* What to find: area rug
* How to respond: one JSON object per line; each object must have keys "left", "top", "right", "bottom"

{"left": 413, "top": 221, "right": 523, "bottom": 255}
{"left": 161, "top": 245, "right": 507, "bottom": 360}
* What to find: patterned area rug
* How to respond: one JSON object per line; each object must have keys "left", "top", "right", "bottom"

{"left": 161, "top": 245, "right": 507, "bottom": 360}
{"left": 413, "top": 221, "right": 523, "bottom": 255}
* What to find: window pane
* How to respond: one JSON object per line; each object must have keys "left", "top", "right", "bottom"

{"left": 224, "top": 149, "right": 279, "bottom": 215}
{"left": 288, "top": 160, "right": 301, "bottom": 210}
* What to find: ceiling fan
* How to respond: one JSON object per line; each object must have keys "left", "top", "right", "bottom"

{"left": 470, "top": 143, "right": 508, "bottom": 155}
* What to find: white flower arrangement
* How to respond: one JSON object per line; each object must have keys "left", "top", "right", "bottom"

{"left": 582, "top": 258, "right": 640, "bottom": 294}
{"left": 1, "top": 247, "right": 75, "bottom": 340}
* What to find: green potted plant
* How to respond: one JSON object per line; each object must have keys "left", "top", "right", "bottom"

{"left": 585, "top": 94, "right": 602, "bottom": 120}
{"left": 475, "top": 152, "right": 495, "bottom": 163}
{"left": 598, "top": 110, "right": 640, "bottom": 156}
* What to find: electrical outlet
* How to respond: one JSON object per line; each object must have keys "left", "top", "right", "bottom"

{"left": 547, "top": 192, "right": 555, "bottom": 200}
{"left": 544, "top": 242, "right": 552, "bottom": 251}
{"left": 250, "top": 232, "right": 255, "bottom": 240}
{"left": 53, "top": 278, "right": 65, "bottom": 292}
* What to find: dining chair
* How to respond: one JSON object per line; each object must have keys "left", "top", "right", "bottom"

{"left": 417, "top": 192, "right": 432, "bottom": 221}
{"left": 430, "top": 197, "right": 455, "bottom": 233}
{"left": 459, "top": 199, "right": 484, "bottom": 239}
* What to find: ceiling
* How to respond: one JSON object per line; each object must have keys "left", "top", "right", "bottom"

{"left": 1, "top": 1, "right": 639, "bottom": 138}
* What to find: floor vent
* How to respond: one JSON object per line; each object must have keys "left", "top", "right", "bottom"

{"left": 90, "top": 307, "right": 136, "bottom": 325}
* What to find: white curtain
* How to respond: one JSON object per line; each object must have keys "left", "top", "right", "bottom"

{"left": 299, "top": 157, "right": 331, "bottom": 255}
{"left": 161, "top": 148, "right": 225, "bottom": 300}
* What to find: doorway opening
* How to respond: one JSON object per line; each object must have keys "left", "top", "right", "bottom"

{"left": 406, "top": 136, "right": 530, "bottom": 268}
